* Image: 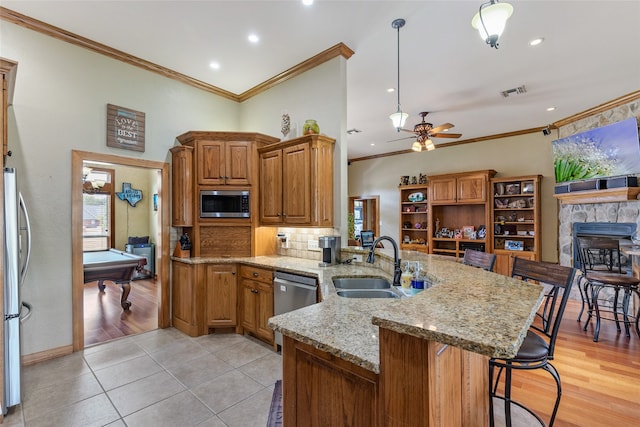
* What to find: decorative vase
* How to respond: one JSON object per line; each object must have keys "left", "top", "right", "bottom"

{"left": 303, "top": 119, "right": 319, "bottom": 135}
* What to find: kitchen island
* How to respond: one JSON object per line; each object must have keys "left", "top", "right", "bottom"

{"left": 268, "top": 249, "right": 545, "bottom": 426}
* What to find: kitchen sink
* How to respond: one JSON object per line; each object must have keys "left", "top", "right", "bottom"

{"left": 336, "top": 289, "right": 399, "bottom": 299}
{"left": 332, "top": 277, "right": 391, "bottom": 290}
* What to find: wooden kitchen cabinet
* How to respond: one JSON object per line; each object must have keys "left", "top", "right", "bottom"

{"left": 282, "top": 335, "right": 380, "bottom": 427}
{"left": 172, "top": 131, "right": 280, "bottom": 256}
{"left": 197, "top": 140, "right": 252, "bottom": 186}
{"left": 205, "top": 263, "right": 238, "bottom": 329}
{"left": 258, "top": 134, "right": 335, "bottom": 226}
{"left": 169, "top": 145, "right": 194, "bottom": 227}
{"left": 239, "top": 265, "right": 274, "bottom": 344}
{"left": 171, "top": 260, "right": 201, "bottom": 336}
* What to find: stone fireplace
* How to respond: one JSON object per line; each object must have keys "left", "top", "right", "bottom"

{"left": 558, "top": 200, "right": 640, "bottom": 300}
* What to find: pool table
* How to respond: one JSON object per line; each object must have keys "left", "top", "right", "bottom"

{"left": 83, "top": 249, "right": 147, "bottom": 310}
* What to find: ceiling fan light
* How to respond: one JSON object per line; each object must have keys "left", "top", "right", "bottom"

{"left": 411, "top": 141, "right": 423, "bottom": 152}
{"left": 390, "top": 110, "right": 409, "bottom": 130}
{"left": 424, "top": 139, "right": 435, "bottom": 151}
{"left": 471, "top": 1, "right": 513, "bottom": 47}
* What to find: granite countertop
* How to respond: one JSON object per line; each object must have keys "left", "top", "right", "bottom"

{"left": 174, "top": 249, "right": 544, "bottom": 374}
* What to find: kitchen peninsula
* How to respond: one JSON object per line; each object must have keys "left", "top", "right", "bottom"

{"left": 267, "top": 249, "right": 545, "bottom": 427}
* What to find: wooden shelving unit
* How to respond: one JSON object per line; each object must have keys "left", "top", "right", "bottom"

{"left": 427, "top": 170, "right": 496, "bottom": 259}
{"left": 491, "top": 175, "right": 541, "bottom": 276}
{"left": 399, "top": 184, "right": 429, "bottom": 253}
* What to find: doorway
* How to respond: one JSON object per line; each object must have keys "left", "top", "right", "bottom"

{"left": 71, "top": 150, "right": 170, "bottom": 351}
{"left": 348, "top": 196, "right": 380, "bottom": 245}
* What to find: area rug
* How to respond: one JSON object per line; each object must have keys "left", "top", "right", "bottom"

{"left": 267, "top": 380, "right": 283, "bottom": 427}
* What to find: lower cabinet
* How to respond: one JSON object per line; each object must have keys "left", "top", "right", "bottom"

{"left": 171, "top": 260, "right": 238, "bottom": 337}
{"left": 239, "top": 265, "right": 274, "bottom": 345}
{"left": 205, "top": 264, "right": 238, "bottom": 329}
{"left": 282, "top": 335, "right": 380, "bottom": 426}
{"left": 171, "top": 260, "right": 200, "bottom": 336}
{"left": 493, "top": 250, "right": 536, "bottom": 276}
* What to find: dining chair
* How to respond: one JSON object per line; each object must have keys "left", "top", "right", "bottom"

{"left": 489, "top": 257, "right": 577, "bottom": 427}
{"left": 575, "top": 236, "right": 640, "bottom": 342}
{"left": 462, "top": 249, "right": 496, "bottom": 271}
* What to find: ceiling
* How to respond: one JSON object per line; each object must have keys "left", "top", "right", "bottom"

{"left": 3, "top": 1, "right": 639, "bottom": 160}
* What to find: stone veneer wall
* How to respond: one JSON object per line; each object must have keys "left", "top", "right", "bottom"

{"left": 557, "top": 98, "right": 640, "bottom": 300}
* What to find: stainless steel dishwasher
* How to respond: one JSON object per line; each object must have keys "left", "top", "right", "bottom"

{"left": 273, "top": 271, "right": 318, "bottom": 349}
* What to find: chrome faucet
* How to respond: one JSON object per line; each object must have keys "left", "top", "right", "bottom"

{"left": 366, "top": 236, "right": 402, "bottom": 286}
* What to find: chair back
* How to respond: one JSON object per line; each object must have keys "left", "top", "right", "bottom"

{"left": 462, "top": 249, "right": 496, "bottom": 271}
{"left": 511, "top": 257, "right": 577, "bottom": 357}
{"left": 576, "top": 236, "right": 626, "bottom": 275}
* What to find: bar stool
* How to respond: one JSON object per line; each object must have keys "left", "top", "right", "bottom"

{"left": 489, "top": 257, "right": 577, "bottom": 427}
{"left": 576, "top": 236, "right": 640, "bottom": 342}
{"left": 462, "top": 248, "right": 496, "bottom": 271}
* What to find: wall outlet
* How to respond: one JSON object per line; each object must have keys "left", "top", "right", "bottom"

{"left": 307, "top": 239, "right": 320, "bottom": 251}
{"left": 352, "top": 254, "right": 363, "bottom": 262}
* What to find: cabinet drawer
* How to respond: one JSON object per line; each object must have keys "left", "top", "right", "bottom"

{"left": 240, "top": 265, "right": 273, "bottom": 284}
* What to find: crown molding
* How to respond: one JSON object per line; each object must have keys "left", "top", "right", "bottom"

{"left": 0, "top": 7, "right": 354, "bottom": 104}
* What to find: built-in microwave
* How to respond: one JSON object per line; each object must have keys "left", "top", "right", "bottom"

{"left": 200, "top": 190, "right": 250, "bottom": 218}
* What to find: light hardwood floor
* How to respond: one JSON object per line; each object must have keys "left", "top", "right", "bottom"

{"left": 83, "top": 277, "right": 158, "bottom": 347}
{"left": 507, "top": 299, "right": 640, "bottom": 426}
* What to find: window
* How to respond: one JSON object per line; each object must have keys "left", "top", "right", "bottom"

{"left": 82, "top": 167, "right": 115, "bottom": 251}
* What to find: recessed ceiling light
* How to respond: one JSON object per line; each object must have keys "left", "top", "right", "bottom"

{"left": 248, "top": 33, "right": 259, "bottom": 44}
{"left": 370, "top": 143, "right": 375, "bottom": 146}
{"left": 529, "top": 37, "right": 544, "bottom": 46}
{"left": 546, "top": 107, "right": 556, "bottom": 111}
{"left": 302, "top": 0, "right": 314, "bottom": 6}
{"left": 387, "top": 88, "right": 395, "bottom": 93}
{"left": 209, "top": 61, "right": 220, "bottom": 70}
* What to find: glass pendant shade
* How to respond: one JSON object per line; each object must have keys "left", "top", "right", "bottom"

{"left": 411, "top": 141, "right": 423, "bottom": 152}
{"left": 390, "top": 110, "right": 409, "bottom": 130}
{"left": 471, "top": 2, "right": 513, "bottom": 44}
{"left": 424, "top": 139, "right": 435, "bottom": 151}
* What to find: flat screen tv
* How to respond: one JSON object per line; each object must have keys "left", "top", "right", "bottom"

{"left": 552, "top": 117, "right": 640, "bottom": 183}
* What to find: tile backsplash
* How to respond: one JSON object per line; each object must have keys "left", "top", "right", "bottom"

{"left": 276, "top": 227, "right": 338, "bottom": 260}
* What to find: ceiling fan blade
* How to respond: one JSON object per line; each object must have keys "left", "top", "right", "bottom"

{"left": 431, "top": 132, "right": 462, "bottom": 139}
{"left": 399, "top": 127, "right": 415, "bottom": 133}
{"left": 429, "top": 123, "right": 454, "bottom": 134}
{"left": 387, "top": 136, "right": 415, "bottom": 143}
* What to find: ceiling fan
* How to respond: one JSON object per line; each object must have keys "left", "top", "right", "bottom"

{"left": 389, "top": 112, "right": 462, "bottom": 151}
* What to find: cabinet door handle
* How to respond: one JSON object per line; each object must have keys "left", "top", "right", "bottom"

{"left": 282, "top": 213, "right": 287, "bottom": 217}
{"left": 253, "top": 272, "right": 259, "bottom": 277}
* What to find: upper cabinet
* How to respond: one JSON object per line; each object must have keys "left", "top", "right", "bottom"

{"left": 170, "top": 145, "right": 194, "bottom": 227}
{"left": 427, "top": 170, "right": 496, "bottom": 259}
{"left": 258, "top": 134, "right": 335, "bottom": 227}
{"left": 430, "top": 171, "right": 495, "bottom": 204}
{"left": 197, "top": 140, "right": 252, "bottom": 186}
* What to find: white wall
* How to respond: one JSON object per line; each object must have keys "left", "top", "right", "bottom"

{"left": 1, "top": 22, "right": 239, "bottom": 355}
{"left": 239, "top": 57, "right": 349, "bottom": 238}
{"left": 347, "top": 132, "right": 560, "bottom": 263}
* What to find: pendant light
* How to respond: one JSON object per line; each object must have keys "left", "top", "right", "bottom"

{"left": 471, "top": 1, "right": 513, "bottom": 49}
{"left": 389, "top": 18, "right": 408, "bottom": 131}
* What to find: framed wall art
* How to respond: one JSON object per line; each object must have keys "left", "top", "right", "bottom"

{"left": 107, "top": 104, "right": 146, "bottom": 152}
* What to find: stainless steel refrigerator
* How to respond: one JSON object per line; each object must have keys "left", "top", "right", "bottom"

{"left": 3, "top": 167, "right": 31, "bottom": 413}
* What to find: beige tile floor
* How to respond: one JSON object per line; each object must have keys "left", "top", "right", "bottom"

{"left": 3, "top": 328, "right": 282, "bottom": 426}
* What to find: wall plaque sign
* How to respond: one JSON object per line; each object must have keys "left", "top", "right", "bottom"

{"left": 107, "top": 104, "right": 145, "bottom": 152}
{"left": 116, "top": 182, "right": 143, "bottom": 207}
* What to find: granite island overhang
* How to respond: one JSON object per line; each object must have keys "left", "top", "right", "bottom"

{"left": 268, "top": 251, "right": 545, "bottom": 374}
